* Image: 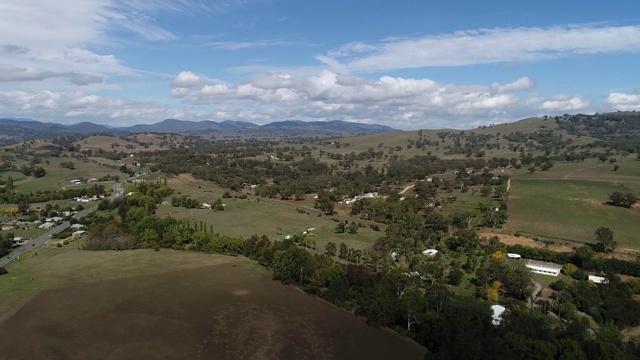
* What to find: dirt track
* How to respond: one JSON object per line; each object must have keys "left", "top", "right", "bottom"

{"left": 0, "top": 262, "right": 425, "bottom": 360}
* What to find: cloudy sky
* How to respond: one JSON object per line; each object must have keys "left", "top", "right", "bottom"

{"left": 1, "top": 0, "right": 639, "bottom": 129}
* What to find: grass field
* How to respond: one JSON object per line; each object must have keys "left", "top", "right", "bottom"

{"left": 506, "top": 178, "right": 640, "bottom": 249}
{"left": 156, "top": 198, "right": 382, "bottom": 251}
{"left": 160, "top": 174, "right": 383, "bottom": 251}
{"left": 0, "top": 243, "right": 425, "bottom": 359}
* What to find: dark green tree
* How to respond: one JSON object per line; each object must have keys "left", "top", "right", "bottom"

{"left": 595, "top": 226, "right": 616, "bottom": 252}
{"left": 325, "top": 241, "right": 337, "bottom": 256}
{"left": 608, "top": 191, "right": 637, "bottom": 208}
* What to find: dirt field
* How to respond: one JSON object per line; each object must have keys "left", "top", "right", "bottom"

{"left": 480, "top": 232, "right": 574, "bottom": 253}
{"left": 0, "top": 261, "right": 425, "bottom": 360}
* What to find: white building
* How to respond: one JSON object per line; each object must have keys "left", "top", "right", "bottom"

{"left": 422, "top": 249, "right": 439, "bottom": 257}
{"left": 588, "top": 275, "right": 609, "bottom": 284}
{"left": 507, "top": 253, "right": 522, "bottom": 259}
{"left": 525, "top": 260, "right": 562, "bottom": 277}
{"left": 491, "top": 305, "right": 506, "bottom": 326}
{"left": 39, "top": 222, "right": 55, "bottom": 229}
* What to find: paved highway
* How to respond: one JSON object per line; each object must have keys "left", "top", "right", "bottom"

{"left": 0, "top": 182, "right": 123, "bottom": 268}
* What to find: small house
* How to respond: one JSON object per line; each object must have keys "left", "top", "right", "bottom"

{"left": 202, "top": 203, "right": 212, "bottom": 209}
{"left": 70, "top": 224, "right": 84, "bottom": 229}
{"left": 39, "top": 222, "right": 55, "bottom": 229}
{"left": 507, "top": 253, "right": 521, "bottom": 259}
{"left": 12, "top": 236, "right": 23, "bottom": 243}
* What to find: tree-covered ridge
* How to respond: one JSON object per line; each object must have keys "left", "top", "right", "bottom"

{"left": 557, "top": 112, "right": 640, "bottom": 152}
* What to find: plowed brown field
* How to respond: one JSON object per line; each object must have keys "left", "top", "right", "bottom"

{"left": 0, "top": 261, "right": 425, "bottom": 360}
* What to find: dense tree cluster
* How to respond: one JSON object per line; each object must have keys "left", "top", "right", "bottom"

{"left": 608, "top": 191, "right": 638, "bottom": 208}
{"left": 0, "top": 184, "right": 106, "bottom": 204}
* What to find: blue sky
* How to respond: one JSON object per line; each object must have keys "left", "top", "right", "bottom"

{"left": 1, "top": 0, "right": 639, "bottom": 129}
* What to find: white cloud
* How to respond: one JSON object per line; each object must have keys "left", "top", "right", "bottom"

{"left": 496, "top": 77, "right": 536, "bottom": 93}
{"left": 539, "top": 95, "right": 590, "bottom": 111}
{"left": 319, "top": 25, "right": 640, "bottom": 72}
{"left": 206, "top": 39, "right": 295, "bottom": 50}
{"left": 605, "top": 92, "right": 640, "bottom": 111}
{"left": 172, "top": 70, "right": 546, "bottom": 128}
{"left": 0, "top": 90, "right": 189, "bottom": 127}
{"left": 171, "top": 71, "right": 208, "bottom": 88}
{"left": 0, "top": 0, "right": 190, "bottom": 90}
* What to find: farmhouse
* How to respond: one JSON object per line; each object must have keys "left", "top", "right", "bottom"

{"left": 525, "top": 260, "right": 562, "bottom": 277}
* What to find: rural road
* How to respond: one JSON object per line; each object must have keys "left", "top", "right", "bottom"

{"left": 0, "top": 183, "right": 124, "bottom": 268}
{"left": 527, "top": 280, "right": 542, "bottom": 309}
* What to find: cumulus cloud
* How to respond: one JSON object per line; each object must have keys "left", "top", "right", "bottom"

{"left": 0, "top": 90, "right": 188, "bottom": 126}
{"left": 539, "top": 95, "right": 590, "bottom": 111}
{"left": 171, "top": 71, "right": 208, "bottom": 89}
{"left": 170, "top": 70, "right": 546, "bottom": 128}
{"left": 605, "top": 92, "right": 640, "bottom": 111}
{"left": 319, "top": 25, "right": 640, "bottom": 72}
{"left": 496, "top": 77, "right": 536, "bottom": 93}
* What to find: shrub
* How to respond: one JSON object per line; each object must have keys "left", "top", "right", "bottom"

{"left": 550, "top": 279, "right": 568, "bottom": 291}
{"left": 0, "top": 267, "right": 7, "bottom": 275}
{"left": 562, "top": 263, "right": 578, "bottom": 276}
{"left": 571, "top": 269, "right": 588, "bottom": 281}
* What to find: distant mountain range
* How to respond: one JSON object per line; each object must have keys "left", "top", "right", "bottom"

{"left": 0, "top": 118, "right": 397, "bottom": 145}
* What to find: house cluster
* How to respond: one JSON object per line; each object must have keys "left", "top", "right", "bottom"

{"left": 39, "top": 215, "right": 69, "bottom": 229}
{"left": 75, "top": 194, "right": 104, "bottom": 203}
{"left": 341, "top": 192, "right": 381, "bottom": 206}
{"left": 523, "top": 259, "right": 608, "bottom": 284}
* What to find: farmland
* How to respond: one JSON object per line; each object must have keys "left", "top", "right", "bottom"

{"left": 1, "top": 113, "right": 640, "bottom": 358}
{"left": 505, "top": 156, "right": 640, "bottom": 249}
{"left": 0, "top": 243, "right": 425, "bottom": 360}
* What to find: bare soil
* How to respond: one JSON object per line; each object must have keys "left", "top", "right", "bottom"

{"left": 0, "top": 262, "right": 425, "bottom": 360}
{"left": 479, "top": 232, "right": 574, "bottom": 253}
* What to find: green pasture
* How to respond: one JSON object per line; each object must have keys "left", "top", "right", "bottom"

{"left": 436, "top": 189, "right": 491, "bottom": 215}
{"left": 155, "top": 197, "right": 380, "bottom": 251}
{"left": 514, "top": 157, "right": 640, "bottom": 184}
{"left": 2, "top": 158, "right": 121, "bottom": 193}
{"left": 506, "top": 179, "right": 640, "bottom": 249}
